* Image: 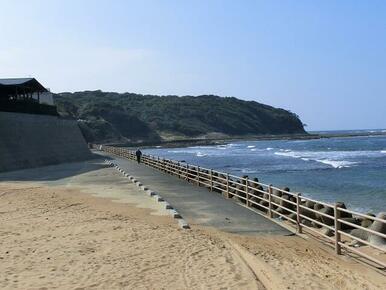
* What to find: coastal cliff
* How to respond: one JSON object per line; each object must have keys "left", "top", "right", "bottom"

{"left": 54, "top": 91, "right": 306, "bottom": 144}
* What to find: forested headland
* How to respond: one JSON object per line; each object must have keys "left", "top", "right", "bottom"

{"left": 54, "top": 91, "right": 307, "bottom": 144}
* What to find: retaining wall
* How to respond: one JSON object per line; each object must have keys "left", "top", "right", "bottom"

{"left": 0, "top": 111, "right": 92, "bottom": 172}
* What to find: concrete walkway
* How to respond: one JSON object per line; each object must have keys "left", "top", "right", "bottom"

{"left": 98, "top": 152, "right": 290, "bottom": 236}
{"left": 0, "top": 158, "right": 172, "bottom": 217}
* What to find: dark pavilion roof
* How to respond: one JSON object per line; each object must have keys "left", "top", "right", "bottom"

{"left": 0, "top": 78, "right": 48, "bottom": 93}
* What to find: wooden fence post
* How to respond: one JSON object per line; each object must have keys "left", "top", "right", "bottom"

{"left": 177, "top": 162, "right": 180, "bottom": 178}
{"left": 245, "top": 177, "right": 249, "bottom": 207}
{"left": 210, "top": 169, "right": 213, "bottom": 191}
{"left": 197, "top": 166, "right": 200, "bottom": 186}
{"left": 334, "top": 203, "right": 342, "bottom": 255}
{"left": 226, "top": 173, "right": 230, "bottom": 198}
{"left": 268, "top": 185, "right": 273, "bottom": 218}
{"left": 296, "top": 193, "right": 302, "bottom": 233}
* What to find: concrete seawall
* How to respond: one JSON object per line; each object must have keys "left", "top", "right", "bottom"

{"left": 0, "top": 112, "right": 92, "bottom": 172}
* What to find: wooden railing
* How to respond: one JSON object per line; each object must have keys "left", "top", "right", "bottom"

{"left": 95, "top": 145, "right": 386, "bottom": 269}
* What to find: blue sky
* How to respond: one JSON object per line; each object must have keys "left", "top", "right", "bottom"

{"left": 1, "top": 0, "right": 385, "bottom": 131}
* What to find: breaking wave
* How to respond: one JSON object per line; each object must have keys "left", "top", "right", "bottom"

{"left": 167, "top": 150, "right": 195, "bottom": 154}
{"left": 216, "top": 145, "right": 228, "bottom": 150}
{"left": 279, "top": 149, "right": 291, "bottom": 152}
{"left": 273, "top": 150, "right": 376, "bottom": 168}
{"left": 241, "top": 168, "right": 258, "bottom": 174}
{"left": 315, "top": 159, "right": 357, "bottom": 169}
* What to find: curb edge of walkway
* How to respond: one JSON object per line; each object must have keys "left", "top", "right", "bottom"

{"left": 105, "top": 159, "right": 190, "bottom": 230}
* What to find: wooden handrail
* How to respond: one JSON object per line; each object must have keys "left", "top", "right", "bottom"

{"left": 96, "top": 145, "right": 386, "bottom": 269}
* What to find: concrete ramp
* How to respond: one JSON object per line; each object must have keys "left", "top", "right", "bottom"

{"left": 0, "top": 112, "right": 93, "bottom": 172}
{"left": 98, "top": 152, "right": 290, "bottom": 236}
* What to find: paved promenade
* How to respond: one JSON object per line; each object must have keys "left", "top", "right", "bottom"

{"left": 98, "top": 152, "right": 290, "bottom": 236}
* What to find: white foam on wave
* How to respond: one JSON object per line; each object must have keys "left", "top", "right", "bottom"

{"left": 168, "top": 148, "right": 212, "bottom": 155}
{"left": 247, "top": 145, "right": 256, "bottom": 148}
{"left": 274, "top": 150, "right": 365, "bottom": 169}
{"left": 241, "top": 168, "right": 258, "bottom": 174}
{"left": 216, "top": 145, "right": 228, "bottom": 150}
{"left": 279, "top": 149, "right": 291, "bottom": 152}
{"left": 250, "top": 148, "right": 271, "bottom": 152}
{"left": 167, "top": 150, "right": 194, "bottom": 154}
{"left": 188, "top": 146, "right": 212, "bottom": 149}
{"left": 266, "top": 147, "right": 274, "bottom": 151}
{"left": 381, "top": 150, "right": 386, "bottom": 154}
{"left": 315, "top": 159, "right": 357, "bottom": 169}
{"left": 275, "top": 151, "right": 297, "bottom": 157}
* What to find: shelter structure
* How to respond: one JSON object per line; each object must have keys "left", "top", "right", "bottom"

{"left": 0, "top": 78, "right": 56, "bottom": 115}
{"left": 0, "top": 78, "right": 50, "bottom": 103}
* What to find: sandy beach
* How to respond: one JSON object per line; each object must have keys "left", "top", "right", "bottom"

{"left": 1, "top": 167, "right": 385, "bottom": 289}
{"left": 0, "top": 182, "right": 263, "bottom": 290}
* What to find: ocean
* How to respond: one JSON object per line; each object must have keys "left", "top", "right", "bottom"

{"left": 144, "top": 130, "right": 386, "bottom": 214}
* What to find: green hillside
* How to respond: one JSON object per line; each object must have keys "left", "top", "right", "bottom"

{"left": 54, "top": 91, "right": 306, "bottom": 144}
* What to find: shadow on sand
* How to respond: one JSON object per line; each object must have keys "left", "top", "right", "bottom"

{"left": 0, "top": 153, "right": 114, "bottom": 182}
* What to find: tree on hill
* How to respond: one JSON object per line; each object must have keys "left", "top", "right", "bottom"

{"left": 54, "top": 91, "right": 306, "bottom": 143}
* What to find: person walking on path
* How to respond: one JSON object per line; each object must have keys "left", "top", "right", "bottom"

{"left": 135, "top": 148, "right": 142, "bottom": 164}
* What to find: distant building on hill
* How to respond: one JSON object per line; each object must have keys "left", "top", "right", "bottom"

{"left": 0, "top": 78, "right": 57, "bottom": 115}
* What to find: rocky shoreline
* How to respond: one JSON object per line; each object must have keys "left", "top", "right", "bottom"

{"left": 174, "top": 161, "right": 386, "bottom": 252}
{"left": 182, "top": 161, "right": 386, "bottom": 250}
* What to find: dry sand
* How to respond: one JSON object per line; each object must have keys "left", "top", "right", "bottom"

{"left": 1, "top": 174, "right": 385, "bottom": 289}
{"left": 0, "top": 182, "right": 263, "bottom": 290}
{"left": 228, "top": 234, "right": 385, "bottom": 290}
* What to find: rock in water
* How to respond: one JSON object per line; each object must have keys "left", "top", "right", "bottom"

{"left": 314, "top": 203, "right": 324, "bottom": 221}
{"left": 288, "top": 212, "right": 297, "bottom": 220}
{"left": 321, "top": 227, "right": 334, "bottom": 237}
{"left": 277, "top": 195, "right": 294, "bottom": 215}
{"left": 368, "top": 212, "right": 386, "bottom": 248}
{"left": 350, "top": 228, "right": 369, "bottom": 244}
{"left": 336, "top": 202, "right": 352, "bottom": 219}
{"left": 259, "top": 192, "right": 269, "bottom": 208}
{"left": 305, "top": 200, "right": 315, "bottom": 209}
{"left": 360, "top": 213, "right": 375, "bottom": 228}
{"left": 340, "top": 217, "right": 361, "bottom": 231}
{"left": 319, "top": 207, "right": 334, "bottom": 226}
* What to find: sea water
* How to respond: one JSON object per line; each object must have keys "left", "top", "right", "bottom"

{"left": 144, "top": 132, "right": 386, "bottom": 213}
